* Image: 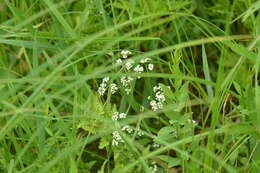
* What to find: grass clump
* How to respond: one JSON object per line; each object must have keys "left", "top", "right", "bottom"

{"left": 0, "top": 0, "right": 260, "bottom": 172}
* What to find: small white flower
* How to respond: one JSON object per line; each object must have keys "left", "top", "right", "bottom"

{"left": 150, "top": 85, "right": 166, "bottom": 111}
{"left": 121, "top": 50, "right": 132, "bottom": 59}
{"left": 98, "top": 86, "right": 106, "bottom": 96}
{"left": 98, "top": 77, "right": 110, "bottom": 96}
{"left": 102, "top": 77, "right": 110, "bottom": 83}
{"left": 116, "top": 58, "right": 122, "bottom": 64}
{"left": 134, "top": 64, "right": 144, "bottom": 78}
{"left": 150, "top": 100, "right": 159, "bottom": 111}
{"left": 140, "top": 58, "right": 151, "bottom": 63}
{"left": 122, "top": 125, "right": 133, "bottom": 133}
{"left": 137, "top": 130, "right": 144, "bottom": 136}
{"left": 140, "top": 59, "right": 146, "bottom": 64}
{"left": 150, "top": 163, "right": 158, "bottom": 173}
{"left": 112, "top": 131, "right": 124, "bottom": 146}
{"left": 112, "top": 139, "right": 119, "bottom": 146}
{"left": 155, "top": 91, "right": 165, "bottom": 102}
{"left": 112, "top": 112, "right": 119, "bottom": 121}
{"left": 98, "top": 87, "right": 106, "bottom": 96}
{"left": 120, "top": 76, "right": 133, "bottom": 87}
{"left": 125, "top": 88, "right": 131, "bottom": 95}
{"left": 148, "top": 64, "right": 154, "bottom": 71}
{"left": 152, "top": 143, "right": 160, "bottom": 148}
{"left": 157, "top": 102, "right": 163, "bottom": 109}
{"left": 153, "top": 85, "right": 162, "bottom": 92}
{"left": 134, "top": 64, "right": 144, "bottom": 73}
{"left": 125, "top": 59, "right": 134, "bottom": 71}
{"left": 110, "top": 83, "right": 118, "bottom": 94}
{"left": 112, "top": 112, "right": 127, "bottom": 121}
{"left": 119, "top": 113, "right": 126, "bottom": 119}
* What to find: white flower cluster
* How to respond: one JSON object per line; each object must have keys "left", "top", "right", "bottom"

{"left": 148, "top": 64, "right": 154, "bottom": 71}
{"left": 152, "top": 143, "right": 160, "bottom": 148}
{"left": 98, "top": 77, "right": 110, "bottom": 96}
{"left": 120, "top": 76, "right": 133, "bottom": 87}
{"left": 140, "top": 57, "right": 151, "bottom": 63}
{"left": 149, "top": 85, "right": 166, "bottom": 111}
{"left": 98, "top": 77, "right": 119, "bottom": 96}
{"left": 117, "top": 50, "right": 154, "bottom": 76}
{"left": 110, "top": 83, "right": 118, "bottom": 94}
{"left": 150, "top": 161, "right": 158, "bottom": 173}
{"left": 121, "top": 125, "right": 133, "bottom": 133}
{"left": 112, "top": 131, "right": 124, "bottom": 146}
{"left": 137, "top": 129, "right": 144, "bottom": 137}
{"left": 112, "top": 112, "right": 127, "bottom": 121}
{"left": 125, "top": 59, "right": 135, "bottom": 71}
{"left": 121, "top": 50, "right": 132, "bottom": 59}
{"left": 141, "top": 58, "right": 154, "bottom": 71}
{"left": 98, "top": 50, "right": 156, "bottom": 97}
{"left": 111, "top": 111, "right": 146, "bottom": 146}
{"left": 111, "top": 125, "right": 144, "bottom": 146}
{"left": 134, "top": 64, "right": 144, "bottom": 79}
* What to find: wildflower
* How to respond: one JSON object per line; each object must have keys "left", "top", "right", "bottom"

{"left": 98, "top": 77, "right": 110, "bottom": 96}
{"left": 98, "top": 85, "right": 106, "bottom": 96}
{"left": 112, "top": 112, "right": 127, "bottom": 121}
{"left": 112, "top": 131, "right": 124, "bottom": 146}
{"left": 112, "top": 112, "right": 119, "bottom": 121}
{"left": 157, "top": 102, "right": 163, "bottom": 109}
{"left": 122, "top": 125, "right": 133, "bottom": 133}
{"left": 137, "top": 129, "right": 144, "bottom": 136}
{"left": 149, "top": 99, "right": 163, "bottom": 111}
{"left": 155, "top": 91, "right": 165, "bottom": 102}
{"left": 110, "top": 83, "right": 118, "bottom": 94}
{"left": 125, "top": 59, "right": 135, "bottom": 71}
{"left": 134, "top": 64, "right": 144, "bottom": 73}
{"left": 150, "top": 85, "right": 166, "bottom": 111}
{"left": 148, "top": 63, "right": 154, "bottom": 71}
{"left": 150, "top": 162, "right": 158, "bottom": 173}
{"left": 134, "top": 64, "right": 144, "bottom": 79}
{"left": 121, "top": 50, "right": 132, "bottom": 59}
{"left": 150, "top": 100, "right": 159, "bottom": 111}
{"left": 119, "top": 113, "right": 126, "bottom": 119}
{"left": 140, "top": 58, "right": 151, "bottom": 63}
{"left": 153, "top": 85, "right": 162, "bottom": 93}
{"left": 116, "top": 58, "right": 122, "bottom": 64}
{"left": 120, "top": 76, "right": 133, "bottom": 87}
{"left": 125, "top": 88, "right": 131, "bottom": 95}
{"left": 102, "top": 77, "right": 110, "bottom": 83}
{"left": 112, "top": 139, "right": 119, "bottom": 146}
{"left": 152, "top": 143, "right": 160, "bottom": 148}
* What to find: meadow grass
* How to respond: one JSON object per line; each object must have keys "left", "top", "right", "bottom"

{"left": 0, "top": 0, "right": 260, "bottom": 172}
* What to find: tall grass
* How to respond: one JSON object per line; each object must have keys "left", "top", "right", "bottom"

{"left": 0, "top": 0, "right": 260, "bottom": 172}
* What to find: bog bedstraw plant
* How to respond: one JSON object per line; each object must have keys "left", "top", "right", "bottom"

{"left": 0, "top": 0, "right": 260, "bottom": 172}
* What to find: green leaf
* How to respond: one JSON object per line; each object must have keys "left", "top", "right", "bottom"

{"left": 99, "top": 137, "right": 110, "bottom": 149}
{"left": 157, "top": 155, "right": 181, "bottom": 168}
{"left": 156, "top": 126, "right": 177, "bottom": 144}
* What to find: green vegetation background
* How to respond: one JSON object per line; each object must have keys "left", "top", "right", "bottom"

{"left": 0, "top": 0, "right": 260, "bottom": 172}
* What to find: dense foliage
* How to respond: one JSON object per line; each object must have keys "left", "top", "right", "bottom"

{"left": 0, "top": 0, "right": 260, "bottom": 172}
